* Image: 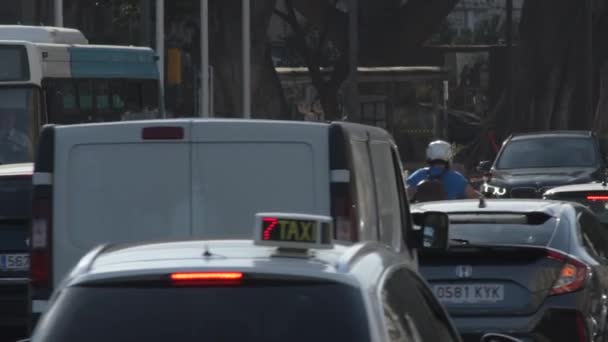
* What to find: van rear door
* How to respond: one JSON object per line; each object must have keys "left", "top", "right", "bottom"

{"left": 53, "top": 120, "right": 192, "bottom": 286}
{"left": 190, "top": 120, "right": 331, "bottom": 238}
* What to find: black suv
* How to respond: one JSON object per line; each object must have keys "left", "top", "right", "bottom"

{"left": 478, "top": 131, "right": 605, "bottom": 198}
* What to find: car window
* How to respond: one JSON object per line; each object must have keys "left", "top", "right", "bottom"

{"left": 577, "top": 209, "right": 608, "bottom": 259}
{"left": 370, "top": 141, "right": 403, "bottom": 250}
{"left": 496, "top": 137, "right": 597, "bottom": 169}
{"left": 381, "top": 267, "right": 459, "bottom": 342}
{"left": 351, "top": 139, "right": 379, "bottom": 240}
{"left": 391, "top": 145, "right": 413, "bottom": 251}
{"left": 33, "top": 282, "right": 371, "bottom": 342}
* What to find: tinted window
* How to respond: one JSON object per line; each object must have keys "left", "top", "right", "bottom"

{"left": 577, "top": 209, "right": 608, "bottom": 258}
{"left": 448, "top": 214, "right": 557, "bottom": 246}
{"left": 382, "top": 267, "right": 459, "bottom": 341}
{"left": 34, "top": 283, "right": 371, "bottom": 342}
{"left": 497, "top": 137, "right": 597, "bottom": 169}
{"left": 370, "top": 141, "right": 402, "bottom": 250}
{"left": 351, "top": 140, "right": 378, "bottom": 240}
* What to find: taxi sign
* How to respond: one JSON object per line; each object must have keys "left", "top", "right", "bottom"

{"left": 254, "top": 213, "right": 333, "bottom": 250}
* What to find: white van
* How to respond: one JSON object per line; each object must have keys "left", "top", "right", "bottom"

{"left": 30, "top": 119, "right": 435, "bottom": 317}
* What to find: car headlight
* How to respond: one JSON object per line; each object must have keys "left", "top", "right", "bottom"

{"left": 483, "top": 183, "right": 507, "bottom": 197}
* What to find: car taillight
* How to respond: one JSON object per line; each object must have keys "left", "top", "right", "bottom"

{"left": 587, "top": 195, "right": 608, "bottom": 201}
{"left": 31, "top": 196, "right": 52, "bottom": 290}
{"left": 548, "top": 250, "right": 588, "bottom": 295}
{"left": 170, "top": 272, "right": 243, "bottom": 286}
{"left": 333, "top": 195, "right": 357, "bottom": 241}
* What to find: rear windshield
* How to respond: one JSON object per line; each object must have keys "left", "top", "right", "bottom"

{"left": 448, "top": 214, "right": 557, "bottom": 247}
{"left": 496, "top": 137, "right": 597, "bottom": 169}
{"left": 0, "top": 177, "right": 31, "bottom": 218}
{"left": 34, "top": 282, "right": 371, "bottom": 342}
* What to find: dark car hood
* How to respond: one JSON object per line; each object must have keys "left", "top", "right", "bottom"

{"left": 489, "top": 167, "right": 598, "bottom": 187}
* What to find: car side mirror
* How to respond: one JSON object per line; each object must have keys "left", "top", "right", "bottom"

{"left": 480, "top": 333, "right": 524, "bottom": 342}
{"left": 477, "top": 160, "right": 492, "bottom": 173}
{"left": 411, "top": 211, "right": 449, "bottom": 250}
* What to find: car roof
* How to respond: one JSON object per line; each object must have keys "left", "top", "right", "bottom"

{"left": 544, "top": 182, "right": 608, "bottom": 195}
{"left": 510, "top": 130, "right": 593, "bottom": 140}
{"left": 411, "top": 199, "right": 570, "bottom": 216}
{"left": 67, "top": 239, "right": 403, "bottom": 290}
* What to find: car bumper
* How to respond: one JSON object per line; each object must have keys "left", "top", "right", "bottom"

{"left": 0, "top": 278, "right": 29, "bottom": 329}
{"left": 454, "top": 293, "right": 593, "bottom": 342}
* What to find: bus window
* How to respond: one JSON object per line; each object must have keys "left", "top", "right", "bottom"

{"left": 110, "top": 80, "right": 125, "bottom": 111}
{"left": 142, "top": 80, "right": 160, "bottom": 111}
{"left": 77, "top": 80, "right": 93, "bottom": 112}
{"left": 124, "top": 80, "right": 142, "bottom": 112}
{"left": 45, "top": 79, "right": 79, "bottom": 124}
{"left": 95, "top": 80, "right": 111, "bottom": 111}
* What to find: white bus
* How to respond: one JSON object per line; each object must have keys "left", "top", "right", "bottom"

{"left": 0, "top": 25, "right": 163, "bottom": 164}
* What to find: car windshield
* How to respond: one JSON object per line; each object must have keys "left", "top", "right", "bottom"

{"left": 0, "top": 87, "right": 37, "bottom": 164}
{"left": 447, "top": 214, "right": 557, "bottom": 247}
{"left": 496, "top": 137, "right": 597, "bottom": 169}
{"left": 33, "top": 282, "right": 371, "bottom": 342}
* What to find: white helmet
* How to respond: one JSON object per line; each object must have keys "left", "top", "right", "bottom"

{"left": 426, "top": 140, "right": 453, "bottom": 162}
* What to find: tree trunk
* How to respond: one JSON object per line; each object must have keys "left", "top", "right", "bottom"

{"left": 210, "top": 0, "right": 288, "bottom": 118}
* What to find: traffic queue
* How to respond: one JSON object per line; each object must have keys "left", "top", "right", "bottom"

{"left": 2, "top": 118, "right": 607, "bottom": 342}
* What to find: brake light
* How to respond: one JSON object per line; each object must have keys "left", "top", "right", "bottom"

{"left": 141, "top": 126, "right": 184, "bottom": 140}
{"left": 548, "top": 251, "right": 588, "bottom": 295}
{"left": 587, "top": 195, "right": 608, "bottom": 201}
{"left": 333, "top": 196, "right": 357, "bottom": 241}
{"left": 31, "top": 195, "right": 53, "bottom": 291}
{"left": 170, "top": 272, "right": 243, "bottom": 285}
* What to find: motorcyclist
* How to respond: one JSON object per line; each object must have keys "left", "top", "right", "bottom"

{"left": 406, "top": 140, "right": 479, "bottom": 201}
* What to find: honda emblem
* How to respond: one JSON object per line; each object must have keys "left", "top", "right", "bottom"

{"left": 455, "top": 265, "right": 473, "bottom": 278}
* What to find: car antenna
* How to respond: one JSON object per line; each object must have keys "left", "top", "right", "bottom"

{"left": 202, "top": 244, "right": 212, "bottom": 257}
{"left": 478, "top": 174, "right": 487, "bottom": 208}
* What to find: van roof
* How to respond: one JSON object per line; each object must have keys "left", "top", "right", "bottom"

{"left": 0, "top": 25, "right": 88, "bottom": 44}
{"left": 49, "top": 118, "right": 394, "bottom": 140}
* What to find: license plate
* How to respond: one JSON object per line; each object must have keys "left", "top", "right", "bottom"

{"left": 0, "top": 253, "right": 29, "bottom": 271}
{"left": 433, "top": 284, "right": 504, "bottom": 303}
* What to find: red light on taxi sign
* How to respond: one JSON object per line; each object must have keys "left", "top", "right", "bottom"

{"left": 587, "top": 195, "right": 608, "bottom": 201}
{"left": 255, "top": 213, "right": 333, "bottom": 250}
{"left": 262, "top": 217, "right": 279, "bottom": 241}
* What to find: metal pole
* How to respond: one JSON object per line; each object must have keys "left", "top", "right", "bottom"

{"left": 156, "top": 0, "right": 165, "bottom": 117}
{"left": 54, "top": 0, "right": 63, "bottom": 27}
{"left": 242, "top": 0, "right": 251, "bottom": 118}
{"left": 347, "top": 0, "right": 359, "bottom": 121}
{"left": 443, "top": 80, "right": 449, "bottom": 139}
{"left": 585, "top": 0, "right": 594, "bottom": 126}
{"left": 506, "top": 0, "right": 513, "bottom": 125}
{"left": 201, "top": 0, "right": 210, "bottom": 118}
{"left": 210, "top": 66, "right": 214, "bottom": 116}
